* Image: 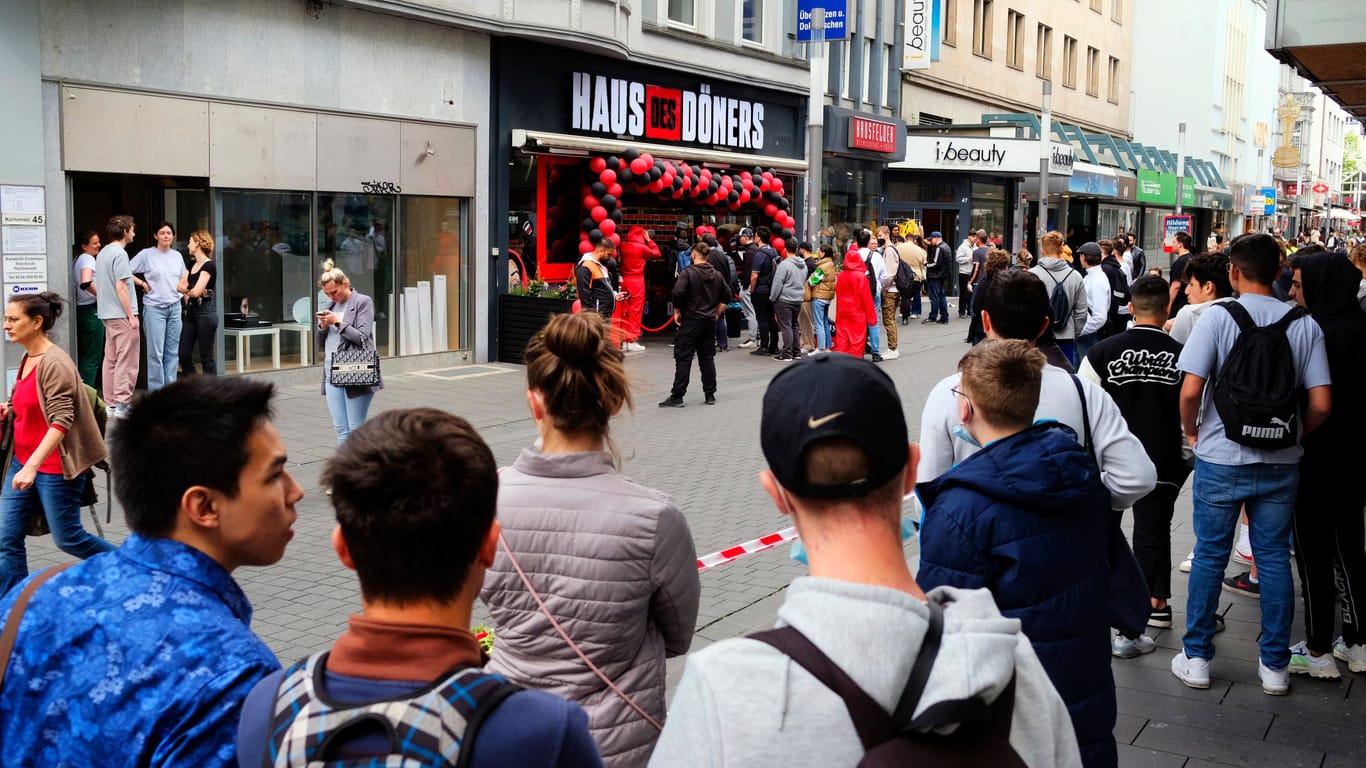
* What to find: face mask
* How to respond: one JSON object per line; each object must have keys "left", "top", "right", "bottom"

{"left": 953, "top": 423, "right": 982, "bottom": 448}
{"left": 788, "top": 493, "right": 923, "bottom": 566}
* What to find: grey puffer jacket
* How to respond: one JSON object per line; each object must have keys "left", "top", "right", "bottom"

{"left": 482, "top": 448, "right": 701, "bottom": 767}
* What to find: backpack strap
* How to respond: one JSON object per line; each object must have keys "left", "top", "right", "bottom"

{"left": 1069, "top": 373, "right": 1095, "bottom": 462}
{"left": 453, "top": 677, "right": 523, "bottom": 768}
{"left": 907, "top": 671, "right": 1017, "bottom": 739}
{"left": 748, "top": 600, "right": 946, "bottom": 750}
{"left": 1214, "top": 299, "right": 1256, "bottom": 332}
{"left": 1270, "top": 305, "right": 1305, "bottom": 331}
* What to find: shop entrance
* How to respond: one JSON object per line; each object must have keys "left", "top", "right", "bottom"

{"left": 882, "top": 205, "right": 959, "bottom": 246}
{"left": 70, "top": 173, "right": 210, "bottom": 387}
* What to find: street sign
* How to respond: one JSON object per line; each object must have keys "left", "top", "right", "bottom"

{"left": 1312, "top": 183, "right": 1329, "bottom": 194}
{"left": 1260, "top": 187, "right": 1276, "bottom": 216}
{"left": 797, "top": 1, "right": 848, "bottom": 41}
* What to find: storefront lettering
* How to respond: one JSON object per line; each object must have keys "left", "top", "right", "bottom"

{"left": 361, "top": 180, "right": 402, "bottom": 194}
{"left": 571, "top": 72, "right": 765, "bottom": 150}
{"left": 849, "top": 116, "right": 898, "bottom": 154}
{"left": 934, "top": 140, "right": 1006, "bottom": 167}
{"left": 906, "top": 0, "right": 929, "bottom": 52}
{"left": 1051, "top": 146, "right": 1074, "bottom": 170}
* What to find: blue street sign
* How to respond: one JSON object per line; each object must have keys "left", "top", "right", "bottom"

{"left": 1260, "top": 187, "right": 1276, "bottom": 216}
{"left": 797, "top": 1, "right": 849, "bottom": 42}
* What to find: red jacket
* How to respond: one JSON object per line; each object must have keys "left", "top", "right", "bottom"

{"left": 619, "top": 226, "right": 660, "bottom": 277}
{"left": 835, "top": 252, "right": 876, "bottom": 327}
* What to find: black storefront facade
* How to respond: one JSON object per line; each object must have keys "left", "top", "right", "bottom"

{"left": 488, "top": 42, "right": 807, "bottom": 356}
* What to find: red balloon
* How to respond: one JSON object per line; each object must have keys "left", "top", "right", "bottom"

{"left": 578, "top": 241, "right": 593, "bottom": 254}
{"left": 608, "top": 233, "right": 620, "bottom": 246}
{"left": 740, "top": 171, "right": 752, "bottom": 179}
{"left": 728, "top": 201, "right": 742, "bottom": 211}
{"left": 583, "top": 195, "right": 600, "bottom": 209}
{"left": 671, "top": 188, "right": 685, "bottom": 199}
{"left": 639, "top": 153, "right": 654, "bottom": 167}
{"left": 662, "top": 173, "right": 675, "bottom": 188}
{"left": 772, "top": 237, "right": 785, "bottom": 254}
{"left": 600, "top": 169, "right": 616, "bottom": 185}
{"left": 572, "top": 298, "right": 583, "bottom": 312}
{"left": 599, "top": 218, "right": 616, "bottom": 235}
{"left": 591, "top": 206, "right": 608, "bottom": 222}
{"left": 631, "top": 157, "right": 650, "bottom": 175}
{"left": 738, "top": 189, "right": 751, "bottom": 203}
{"left": 764, "top": 203, "right": 778, "bottom": 218}
{"left": 759, "top": 178, "right": 771, "bottom": 192}
{"left": 608, "top": 183, "right": 623, "bottom": 198}
{"left": 589, "top": 157, "right": 607, "bottom": 174}
{"left": 648, "top": 179, "right": 665, "bottom": 193}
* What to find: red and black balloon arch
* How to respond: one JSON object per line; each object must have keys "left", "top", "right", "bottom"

{"left": 578, "top": 147, "right": 797, "bottom": 255}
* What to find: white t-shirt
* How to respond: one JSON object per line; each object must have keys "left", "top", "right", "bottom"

{"left": 129, "top": 247, "right": 187, "bottom": 308}
{"left": 72, "top": 254, "right": 97, "bottom": 306}
{"left": 1168, "top": 296, "right": 1234, "bottom": 345}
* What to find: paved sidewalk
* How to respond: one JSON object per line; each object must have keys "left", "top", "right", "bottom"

{"left": 22, "top": 306, "right": 1365, "bottom": 767}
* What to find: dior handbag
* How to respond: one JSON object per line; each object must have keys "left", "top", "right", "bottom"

{"left": 329, "top": 336, "right": 382, "bottom": 388}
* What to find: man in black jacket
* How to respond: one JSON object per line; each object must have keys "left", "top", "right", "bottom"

{"left": 923, "top": 231, "right": 952, "bottom": 324}
{"left": 661, "top": 242, "right": 730, "bottom": 408}
{"left": 748, "top": 226, "right": 780, "bottom": 355}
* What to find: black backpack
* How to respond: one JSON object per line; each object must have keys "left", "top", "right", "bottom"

{"left": 1098, "top": 260, "right": 1130, "bottom": 338}
{"left": 1211, "top": 302, "right": 1305, "bottom": 449}
{"left": 894, "top": 254, "right": 915, "bottom": 294}
{"left": 1041, "top": 269, "right": 1072, "bottom": 330}
{"left": 750, "top": 600, "right": 1026, "bottom": 767}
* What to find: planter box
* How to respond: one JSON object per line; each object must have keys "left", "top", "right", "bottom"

{"left": 498, "top": 294, "right": 575, "bottom": 364}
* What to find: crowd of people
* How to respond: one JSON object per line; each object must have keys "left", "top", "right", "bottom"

{"left": 1, "top": 215, "right": 1363, "bottom": 767}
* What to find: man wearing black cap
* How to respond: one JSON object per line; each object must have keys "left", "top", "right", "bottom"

{"left": 923, "top": 231, "right": 952, "bottom": 324}
{"left": 659, "top": 242, "right": 729, "bottom": 407}
{"left": 651, "top": 355, "right": 1080, "bottom": 766}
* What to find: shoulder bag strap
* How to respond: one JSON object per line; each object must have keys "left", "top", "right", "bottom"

{"left": 452, "top": 677, "right": 524, "bottom": 768}
{"left": 1069, "top": 374, "right": 1096, "bottom": 463}
{"left": 747, "top": 626, "right": 896, "bottom": 750}
{"left": 0, "top": 562, "right": 76, "bottom": 690}
{"left": 889, "top": 599, "right": 944, "bottom": 725}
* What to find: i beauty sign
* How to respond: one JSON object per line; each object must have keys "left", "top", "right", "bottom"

{"left": 570, "top": 72, "right": 766, "bottom": 151}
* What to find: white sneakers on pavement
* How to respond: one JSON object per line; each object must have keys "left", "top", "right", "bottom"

{"left": 1171, "top": 651, "right": 1211, "bottom": 689}
{"left": 739, "top": 339, "right": 756, "bottom": 349}
{"left": 625, "top": 342, "right": 646, "bottom": 352}
{"left": 881, "top": 348, "right": 900, "bottom": 360}
{"left": 1289, "top": 641, "right": 1341, "bottom": 679}
{"left": 1259, "top": 661, "right": 1290, "bottom": 695}
{"left": 1333, "top": 636, "right": 1366, "bottom": 672}
{"left": 1179, "top": 550, "right": 1193, "bottom": 573}
{"left": 1112, "top": 633, "right": 1156, "bottom": 659}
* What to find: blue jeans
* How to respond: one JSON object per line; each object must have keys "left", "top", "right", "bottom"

{"left": 926, "top": 278, "right": 948, "bottom": 322}
{"left": 812, "top": 298, "right": 832, "bottom": 349}
{"left": 1185, "top": 459, "right": 1298, "bottom": 669}
{"left": 1075, "top": 332, "right": 1099, "bottom": 362}
{"left": 867, "top": 288, "right": 882, "bottom": 354}
{"left": 324, "top": 380, "right": 375, "bottom": 444}
{"left": 142, "top": 303, "right": 182, "bottom": 391}
{"left": 0, "top": 460, "right": 113, "bottom": 594}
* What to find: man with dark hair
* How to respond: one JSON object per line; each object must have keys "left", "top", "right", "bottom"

{"left": 923, "top": 231, "right": 952, "bottom": 324}
{"left": 1167, "top": 230, "right": 1195, "bottom": 316}
{"left": 735, "top": 227, "right": 760, "bottom": 348}
{"left": 748, "top": 226, "right": 780, "bottom": 355}
{"left": 918, "top": 270, "right": 1156, "bottom": 509}
{"left": 1076, "top": 242, "right": 1110, "bottom": 361}
{"left": 0, "top": 378, "right": 303, "bottom": 767}
{"left": 652, "top": 355, "right": 1081, "bottom": 767}
{"left": 236, "top": 409, "right": 602, "bottom": 767}
{"left": 1168, "top": 252, "right": 1234, "bottom": 344}
{"left": 660, "top": 241, "right": 729, "bottom": 407}
{"left": 1079, "top": 276, "right": 1189, "bottom": 656}
{"left": 95, "top": 214, "right": 141, "bottom": 418}
{"left": 1173, "top": 232, "right": 1332, "bottom": 696}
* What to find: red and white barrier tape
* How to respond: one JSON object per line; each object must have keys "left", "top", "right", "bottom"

{"left": 696, "top": 526, "right": 799, "bottom": 572}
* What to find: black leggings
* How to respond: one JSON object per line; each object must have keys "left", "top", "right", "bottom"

{"left": 1292, "top": 463, "right": 1366, "bottom": 652}
{"left": 179, "top": 303, "right": 218, "bottom": 375}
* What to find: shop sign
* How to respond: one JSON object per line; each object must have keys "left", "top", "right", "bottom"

{"left": 849, "top": 116, "right": 898, "bottom": 153}
{"left": 1284, "top": 182, "right": 1300, "bottom": 196}
{"left": 903, "top": 0, "right": 932, "bottom": 70}
{"left": 1135, "top": 170, "right": 1194, "bottom": 207}
{"left": 1067, "top": 168, "right": 1119, "bottom": 197}
{"left": 1312, "top": 182, "right": 1329, "bottom": 194}
{"left": 898, "top": 135, "right": 1073, "bottom": 176}
{"left": 1260, "top": 187, "right": 1276, "bottom": 215}
{"left": 1163, "top": 215, "right": 1192, "bottom": 252}
{"left": 570, "top": 72, "right": 766, "bottom": 151}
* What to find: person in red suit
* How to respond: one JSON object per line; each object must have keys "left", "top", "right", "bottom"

{"left": 616, "top": 226, "right": 661, "bottom": 351}
{"left": 833, "top": 249, "right": 876, "bottom": 357}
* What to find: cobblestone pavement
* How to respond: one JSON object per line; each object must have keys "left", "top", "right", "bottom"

{"left": 23, "top": 299, "right": 1366, "bottom": 767}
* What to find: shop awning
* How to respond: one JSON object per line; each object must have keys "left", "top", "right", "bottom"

{"left": 511, "top": 129, "right": 808, "bottom": 173}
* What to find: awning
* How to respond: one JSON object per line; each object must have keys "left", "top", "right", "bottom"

{"left": 511, "top": 129, "right": 808, "bottom": 173}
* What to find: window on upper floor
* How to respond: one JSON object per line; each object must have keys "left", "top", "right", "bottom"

{"left": 863, "top": 39, "right": 874, "bottom": 104}
{"left": 943, "top": 0, "right": 958, "bottom": 46}
{"left": 1006, "top": 10, "right": 1025, "bottom": 70}
{"left": 668, "top": 0, "right": 694, "bottom": 26}
{"left": 886, "top": 42, "right": 897, "bottom": 104}
{"left": 1062, "top": 36, "right": 1078, "bottom": 89}
{"left": 1112, "top": 0, "right": 1123, "bottom": 23}
{"left": 1036, "top": 24, "right": 1053, "bottom": 80}
{"left": 1108, "top": 56, "right": 1121, "bottom": 103}
{"left": 973, "top": 0, "right": 994, "bottom": 59}
{"left": 1090, "top": 0, "right": 1102, "bottom": 11}
{"left": 1086, "top": 46, "right": 1099, "bottom": 96}
{"left": 742, "top": 0, "right": 762, "bottom": 43}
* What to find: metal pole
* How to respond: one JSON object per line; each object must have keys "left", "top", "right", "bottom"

{"left": 1175, "top": 122, "right": 1187, "bottom": 216}
{"left": 806, "top": 9, "right": 827, "bottom": 245}
{"left": 1037, "top": 80, "right": 1052, "bottom": 252}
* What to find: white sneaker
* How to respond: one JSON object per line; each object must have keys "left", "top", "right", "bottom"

{"left": 1289, "top": 641, "right": 1341, "bottom": 679}
{"left": 626, "top": 342, "right": 646, "bottom": 352}
{"left": 881, "top": 348, "right": 900, "bottom": 360}
{"left": 1259, "top": 660, "right": 1290, "bottom": 695}
{"left": 807, "top": 348, "right": 826, "bottom": 355}
{"left": 1112, "top": 633, "right": 1156, "bottom": 659}
{"left": 1332, "top": 636, "right": 1366, "bottom": 673}
{"left": 1179, "top": 550, "right": 1194, "bottom": 573}
{"left": 1171, "top": 651, "right": 1211, "bottom": 689}
{"left": 739, "top": 339, "right": 757, "bottom": 349}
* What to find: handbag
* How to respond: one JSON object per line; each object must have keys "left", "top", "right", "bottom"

{"left": 1071, "top": 374, "right": 1151, "bottom": 637}
{"left": 329, "top": 335, "right": 382, "bottom": 388}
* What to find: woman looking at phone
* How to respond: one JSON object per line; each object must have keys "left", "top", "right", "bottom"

{"left": 316, "top": 260, "right": 380, "bottom": 444}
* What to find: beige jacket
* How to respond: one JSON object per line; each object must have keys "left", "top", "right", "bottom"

{"left": 897, "top": 241, "right": 927, "bottom": 281}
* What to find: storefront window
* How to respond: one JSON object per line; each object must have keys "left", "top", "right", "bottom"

{"left": 824, "top": 162, "right": 882, "bottom": 251}
{"left": 400, "top": 197, "right": 470, "bottom": 352}
{"left": 1142, "top": 207, "right": 1173, "bottom": 265}
{"left": 971, "top": 181, "right": 1007, "bottom": 243}
{"left": 218, "top": 190, "right": 312, "bottom": 372}
{"left": 318, "top": 194, "right": 395, "bottom": 355}
{"left": 1098, "top": 205, "right": 1138, "bottom": 241}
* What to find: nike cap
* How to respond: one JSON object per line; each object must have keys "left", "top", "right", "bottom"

{"left": 760, "top": 354, "right": 909, "bottom": 499}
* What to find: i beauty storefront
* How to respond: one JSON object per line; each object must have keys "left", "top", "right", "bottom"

{"left": 490, "top": 43, "right": 806, "bottom": 351}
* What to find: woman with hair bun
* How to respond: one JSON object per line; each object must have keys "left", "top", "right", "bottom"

{"left": 481, "top": 311, "right": 700, "bottom": 767}
{"left": 316, "top": 260, "right": 380, "bottom": 444}
{"left": 0, "top": 292, "right": 113, "bottom": 594}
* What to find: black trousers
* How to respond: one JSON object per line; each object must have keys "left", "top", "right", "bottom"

{"left": 957, "top": 274, "right": 972, "bottom": 315}
{"left": 774, "top": 300, "right": 801, "bottom": 355}
{"left": 1292, "top": 463, "right": 1366, "bottom": 651}
{"left": 752, "top": 293, "right": 777, "bottom": 351}
{"left": 179, "top": 302, "right": 218, "bottom": 375}
{"left": 1131, "top": 480, "right": 1184, "bottom": 601}
{"left": 671, "top": 315, "right": 717, "bottom": 399}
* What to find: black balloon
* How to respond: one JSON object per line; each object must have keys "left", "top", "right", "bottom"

{"left": 781, "top": 228, "right": 794, "bottom": 240}
{"left": 623, "top": 147, "right": 640, "bottom": 161}
{"left": 588, "top": 229, "right": 604, "bottom": 244}
{"left": 601, "top": 194, "right": 617, "bottom": 208}
{"left": 619, "top": 169, "right": 635, "bottom": 185}
{"left": 582, "top": 218, "right": 596, "bottom": 231}
{"left": 607, "top": 156, "right": 620, "bottom": 169}
{"left": 591, "top": 181, "right": 607, "bottom": 197}
{"left": 753, "top": 166, "right": 764, "bottom": 176}
{"left": 727, "top": 190, "right": 739, "bottom": 203}
{"left": 779, "top": 197, "right": 790, "bottom": 209}
{"left": 609, "top": 209, "right": 623, "bottom": 224}
{"left": 649, "top": 167, "right": 662, "bottom": 181}
{"left": 671, "top": 176, "right": 683, "bottom": 189}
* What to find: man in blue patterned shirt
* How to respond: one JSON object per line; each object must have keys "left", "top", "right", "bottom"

{"left": 0, "top": 376, "right": 303, "bottom": 767}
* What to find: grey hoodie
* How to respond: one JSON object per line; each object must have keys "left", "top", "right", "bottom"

{"left": 769, "top": 255, "right": 807, "bottom": 303}
{"left": 650, "top": 578, "right": 1081, "bottom": 767}
{"left": 1030, "top": 257, "right": 1088, "bottom": 340}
